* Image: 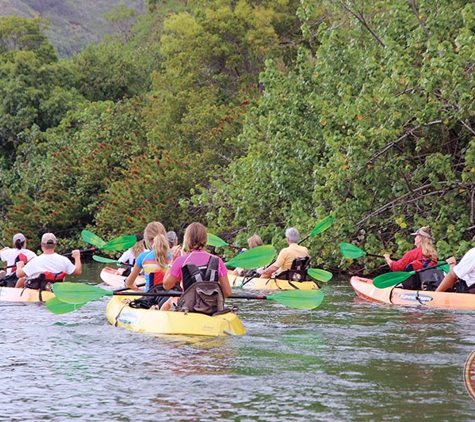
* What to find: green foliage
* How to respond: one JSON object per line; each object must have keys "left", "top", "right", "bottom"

{"left": 3, "top": 0, "right": 475, "bottom": 275}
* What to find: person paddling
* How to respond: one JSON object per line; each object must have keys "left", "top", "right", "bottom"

{"left": 125, "top": 222, "right": 179, "bottom": 292}
{"left": 383, "top": 226, "right": 438, "bottom": 289}
{"left": 0, "top": 233, "right": 37, "bottom": 287}
{"left": 257, "top": 228, "right": 309, "bottom": 279}
{"left": 161, "top": 222, "right": 231, "bottom": 311}
{"left": 15, "top": 233, "right": 82, "bottom": 289}
{"left": 116, "top": 233, "right": 145, "bottom": 277}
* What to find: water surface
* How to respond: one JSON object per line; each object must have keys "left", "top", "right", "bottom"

{"left": 1, "top": 264, "right": 475, "bottom": 421}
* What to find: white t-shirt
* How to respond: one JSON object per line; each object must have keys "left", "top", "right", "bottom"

{"left": 454, "top": 248, "right": 475, "bottom": 287}
{"left": 118, "top": 249, "right": 135, "bottom": 266}
{"left": 0, "top": 248, "right": 37, "bottom": 275}
{"left": 22, "top": 253, "right": 76, "bottom": 278}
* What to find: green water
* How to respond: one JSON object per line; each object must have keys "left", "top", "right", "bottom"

{"left": 1, "top": 263, "right": 475, "bottom": 421}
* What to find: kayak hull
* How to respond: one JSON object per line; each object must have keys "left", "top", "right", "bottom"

{"left": 350, "top": 276, "right": 475, "bottom": 309}
{"left": 229, "top": 274, "right": 319, "bottom": 291}
{"left": 105, "top": 295, "right": 246, "bottom": 336}
{"left": 0, "top": 286, "right": 54, "bottom": 302}
{"left": 100, "top": 267, "right": 145, "bottom": 288}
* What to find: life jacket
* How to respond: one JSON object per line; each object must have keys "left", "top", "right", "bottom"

{"left": 149, "top": 269, "right": 165, "bottom": 287}
{"left": 404, "top": 257, "right": 437, "bottom": 272}
{"left": 23, "top": 271, "right": 67, "bottom": 301}
{"left": 401, "top": 258, "right": 442, "bottom": 291}
{"left": 11, "top": 252, "right": 29, "bottom": 273}
{"left": 175, "top": 256, "right": 228, "bottom": 316}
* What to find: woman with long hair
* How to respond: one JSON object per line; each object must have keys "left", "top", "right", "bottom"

{"left": 116, "top": 233, "right": 145, "bottom": 276}
{"left": 125, "top": 222, "right": 170, "bottom": 291}
{"left": 161, "top": 222, "right": 232, "bottom": 310}
{"left": 384, "top": 226, "right": 438, "bottom": 272}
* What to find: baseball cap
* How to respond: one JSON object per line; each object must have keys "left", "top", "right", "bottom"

{"left": 410, "top": 228, "right": 433, "bottom": 240}
{"left": 13, "top": 233, "right": 26, "bottom": 243}
{"left": 41, "top": 233, "right": 57, "bottom": 244}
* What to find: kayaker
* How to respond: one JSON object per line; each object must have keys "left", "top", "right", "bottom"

{"left": 435, "top": 253, "right": 475, "bottom": 293}
{"left": 125, "top": 222, "right": 180, "bottom": 292}
{"left": 15, "top": 233, "right": 82, "bottom": 289}
{"left": 0, "top": 233, "right": 37, "bottom": 287}
{"left": 116, "top": 233, "right": 145, "bottom": 276}
{"left": 383, "top": 226, "right": 438, "bottom": 289}
{"left": 231, "top": 234, "right": 263, "bottom": 276}
{"left": 166, "top": 230, "right": 182, "bottom": 257}
{"left": 161, "top": 222, "right": 232, "bottom": 311}
{"left": 257, "top": 228, "right": 309, "bottom": 279}
{"left": 384, "top": 226, "right": 438, "bottom": 272}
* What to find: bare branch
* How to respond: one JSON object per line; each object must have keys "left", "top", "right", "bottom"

{"left": 338, "top": 0, "right": 385, "bottom": 48}
{"left": 409, "top": 0, "right": 430, "bottom": 38}
{"left": 365, "top": 120, "right": 443, "bottom": 165}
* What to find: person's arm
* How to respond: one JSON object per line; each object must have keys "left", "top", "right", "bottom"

{"left": 219, "top": 274, "right": 232, "bottom": 297}
{"left": 125, "top": 264, "right": 142, "bottom": 290}
{"left": 71, "top": 250, "right": 82, "bottom": 275}
{"left": 258, "top": 264, "right": 278, "bottom": 278}
{"left": 385, "top": 249, "right": 419, "bottom": 272}
{"left": 15, "top": 260, "right": 27, "bottom": 278}
{"left": 436, "top": 257, "right": 457, "bottom": 292}
{"left": 163, "top": 272, "right": 180, "bottom": 290}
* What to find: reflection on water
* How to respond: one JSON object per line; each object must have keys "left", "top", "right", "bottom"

{"left": 1, "top": 264, "right": 475, "bottom": 421}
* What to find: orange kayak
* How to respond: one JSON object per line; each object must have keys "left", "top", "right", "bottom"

{"left": 350, "top": 276, "right": 475, "bottom": 309}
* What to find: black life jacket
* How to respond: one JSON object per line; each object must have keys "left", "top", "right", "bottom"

{"left": 23, "top": 271, "right": 67, "bottom": 301}
{"left": 176, "top": 256, "right": 227, "bottom": 316}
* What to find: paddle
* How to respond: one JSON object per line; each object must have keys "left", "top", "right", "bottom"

{"left": 45, "top": 297, "right": 87, "bottom": 314}
{"left": 49, "top": 282, "right": 324, "bottom": 311}
{"left": 92, "top": 255, "right": 122, "bottom": 264}
{"left": 225, "top": 245, "right": 275, "bottom": 269}
{"left": 340, "top": 242, "right": 388, "bottom": 259}
{"left": 307, "top": 268, "right": 333, "bottom": 283}
{"left": 373, "top": 262, "right": 451, "bottom": 289}
{"left": 81, "top": 230, "right": 106, "bottom": 248}
{"left": 298, "top": 216, "right": 334, "bottom": 244}
{"left": 207, "top": 233, "right": 230, "bottom": 248}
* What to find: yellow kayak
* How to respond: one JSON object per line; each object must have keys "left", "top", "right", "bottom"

{"left": 0, "top": 286, "right": 54, "bottom": 302}
{"left": 229, "top": 274, "right": 320, "bottom": 291}
{"left": 105, "top": 295, "right": 246, "bottom": 336}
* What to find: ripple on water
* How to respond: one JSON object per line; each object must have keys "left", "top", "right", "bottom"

{"left": 2, "top": 272, "right": 475, "bottom": 421}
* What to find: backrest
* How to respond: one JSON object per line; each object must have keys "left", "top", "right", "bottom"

{"left": 290, "top": 256, "right": 310, "bottom": 271}
{"left": 276, "top": 256, "right": 310, "bottom": 282}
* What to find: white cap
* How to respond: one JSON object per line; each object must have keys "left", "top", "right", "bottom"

{"left": 410, "top": 228, "right": 433, "bottom": 240}
{"left": 13, "top": 233, "right": 26, "bottom": 243}
{"left": 41, "top": 233, "right": 57, "bottom": 244}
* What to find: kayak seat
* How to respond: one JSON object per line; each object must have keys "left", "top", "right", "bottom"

{"left": 276, "top": 256, "right": 311, "bottom": 282}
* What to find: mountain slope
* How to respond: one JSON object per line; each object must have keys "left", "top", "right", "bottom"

{"left": 0, "top": 0, "right": 145, "bottom": 57}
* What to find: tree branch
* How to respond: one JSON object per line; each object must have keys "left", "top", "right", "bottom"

{"left": 338, "top": 0, "right": 385, "bottom": 48}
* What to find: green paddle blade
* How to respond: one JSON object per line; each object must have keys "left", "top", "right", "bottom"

{"left": 101, "top": 235, "right": 137, "bottom": 251}
{"left": 373, "top": 261, "right": 451, "bottom": 289}
{"left": 81, "top": 230, "right": 106, "bottom": 248}
{"left": 53, "top": 282, "right": 112, "bottom": 304}
{"left": 307, "top": 268, "right": 333, "bottom": 283}
{"left": 373, "top": 272, "right": 412, "bottom": 288}
{"left": 46, "top": 297, "right": 87, "bottom": 314}
{"left": 207, "top": 233, "right": 229, "bottom": 247}
{"left": 308, "top": 216, "right": 334, "bottom": 236}
{"left": 92, "top": 255, "right": 121, "bottom": 264}
{"left": 340, "top": 242, "right": 366, "bottom": 259}
{"left": 225, "top": 245, "right": 275, "bottom": 269}
{"left": 267, "top": 290, "right": 324, "bottom": 309}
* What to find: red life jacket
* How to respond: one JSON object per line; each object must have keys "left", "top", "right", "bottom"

{"left": 405, "top": 257, "right": 437, "bottom": 271}
{"left": 11, "top": 252, "right": 29, "bottom": 272}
